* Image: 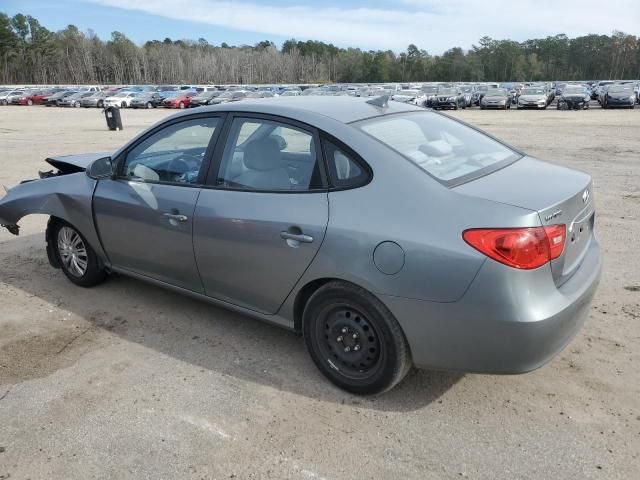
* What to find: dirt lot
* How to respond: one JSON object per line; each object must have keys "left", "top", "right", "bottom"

{"left": 0, "top": 105, "right": 639, "bottom": 480}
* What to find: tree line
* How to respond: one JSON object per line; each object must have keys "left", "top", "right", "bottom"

{"left": 1, "top": 12, "right": 639, "bottom": 86}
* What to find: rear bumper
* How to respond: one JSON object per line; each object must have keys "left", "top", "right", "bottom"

{"left": 381, "top": 237, "right": 602, "bottom": 373}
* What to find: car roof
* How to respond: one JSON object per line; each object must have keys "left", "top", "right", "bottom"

{"left": 190, "top": 96, "right": 422, "bottom": 124}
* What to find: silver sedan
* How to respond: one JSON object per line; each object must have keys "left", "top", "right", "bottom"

{"left": 0, "top": 97, "right": 601, "bottom": 394}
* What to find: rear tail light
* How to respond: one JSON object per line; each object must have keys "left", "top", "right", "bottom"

{"left": 463, "top": 225, "right": 566, "bottom": 270}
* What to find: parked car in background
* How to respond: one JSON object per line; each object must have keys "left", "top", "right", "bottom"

{"left": 601, "top": 84, "right": 636, "bottom": 109}
{"left": 517, "top": 87, "right": 549, "bottom": 109}
{"left": 480, "top": 88, "right": 511, "bottom": 109}
{"left": 44, "top": 90, "right": 77, "bottom": 107}
{"left": 163, "top": 91, "right": 198, "bottom": 109}
{"left": 593, "top": 80, "right": 614, "bottom": 100}
{"left": 130, "top": 92, "right": 165, "bottom": 109}
{"left": 557, "top": 85, "right": 591, "bottom": 110}
{"left": 208, "top": 91, "right": 247, "bottom": 104}
{"left": 245, "top": 91, "right": 275, "bottom": 100}
{"left": 431, "top": 87, "right": 466, "bottom": 110}
{"left": 280, "top": 90, "right": 301, "bottom": 97}
{"left": 415, "top": 84, "right": 439, "bottom": 107}
{"left": 103, "top": 92, "right": 138, "bottom": 108}
{"left": 3, "top": 90, "right": 26, "bottom": 105}
{"left": 58, "top": 91, "right": 94, "bottom": 108}
{"left": 391, "top": 89, "right": 421, "bottom": 104}
{"left": 12, "top": 89, "right": 51, "bottom": 105}
{"left": 80, "top": 92, "right": 108, "bottom": 108}
{"left": 0, "top": 96, "right": 601, "bottom": 395}
{"left": 459, "top": 85, "right": 475, "bottom": 107}
{"left": 187, "top": 91, "right": 223, "bottom": 107}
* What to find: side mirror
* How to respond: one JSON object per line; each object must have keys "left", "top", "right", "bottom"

{"left": 270, "top": 134, "right": 288, "bottom": 151}
{"left": 87, "top": 156, "right": 114, "bottom": 179}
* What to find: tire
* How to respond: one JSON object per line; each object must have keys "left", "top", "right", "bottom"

{"left": 52, "top": 221, "right": 107, "bottom": 288}
{"left": 27, "top": 99, "right": 33, "bottom": 106}
{"left": 146, "top": 102, "right": 152, "bottom": 109}
{"left": 453, "top": 104, "right": 458, "bottom": 110}
{"left": 121, "top": 101, "right": 127, "bottom": 108}
{"left": 179, "top": 102, "right": 185, "bottom": 109}
{"left": 74, "top": 101, "right": 81, "bottom": 108}
{"left": 303, "top": 281, "right": 412, "bottom": 395}
{"left": 97, "top": 100, "right": 103, "bottom": 108}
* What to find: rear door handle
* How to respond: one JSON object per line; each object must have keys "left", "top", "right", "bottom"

{"left": 163, "top": 213, "right": 188, "bottom": 222}
{"left": 280, "top": 231, "right": 314, "bottom": 243}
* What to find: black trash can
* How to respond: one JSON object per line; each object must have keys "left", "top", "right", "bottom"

{"left": 104, "top": 105, "right": 123, "bottom": 131}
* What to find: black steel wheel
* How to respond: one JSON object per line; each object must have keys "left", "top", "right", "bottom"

{"left": 303, "top": 281, "right": 412, "bottom": 395}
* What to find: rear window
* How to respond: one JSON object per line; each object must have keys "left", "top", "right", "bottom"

{"left": 357, "top": 112, "right": 521, "bottom": 186}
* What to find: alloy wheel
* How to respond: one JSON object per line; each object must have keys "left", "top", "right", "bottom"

{"left": 57, "top": 226, "right": 88, "bottom": 277}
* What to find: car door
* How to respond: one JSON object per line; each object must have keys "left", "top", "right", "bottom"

{"left": 93, "top": 114, "right": 223, "bottom": 293}
{"left": 193, "top": 115, "right": 329, "bottom": 314}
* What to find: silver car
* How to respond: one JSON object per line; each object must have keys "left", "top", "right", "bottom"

{"left": 0, "top": 97, "right": 601, "bottom": 394}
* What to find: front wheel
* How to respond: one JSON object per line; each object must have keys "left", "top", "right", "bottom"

{"left": 121, "top": 101, "right": 127, "bottom": 108}
{"left": 27, "top": 99, "right": 33, "bottom": 106}
{"left": 53, "top": 221, "right": 107, "bottom": 287}
{"left": 303, "top": 281, "right": 412, "bottom": 395}
{"left": 179, "top": 102, "right": 185, "bottom": 109}
{"left": 146, "top": 102, "right": 152, "bottom": 109}
{"left": 97, "top": 100, "right": 104, "bottom": 108}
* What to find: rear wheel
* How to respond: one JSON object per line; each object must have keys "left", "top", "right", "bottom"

{"left": 303, "top": 281, "right": 412, "bottom": 395}
{"left": 179, "top": 101, "right": 185, "bottom": 109}
{"left": 53, "top": 221, "right": 107, "bottom": 287}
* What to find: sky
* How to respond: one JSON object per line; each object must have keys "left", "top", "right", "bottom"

{"left": 3, "top": 0, "right": 639, "bottom": 53}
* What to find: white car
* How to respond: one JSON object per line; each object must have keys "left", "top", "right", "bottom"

{"left": 517, "top": 87, "right": 549, "bottom": 109}
{"left": 0, "top": 90, "right": 24, "bottom": 105}
{"left": 103, "top": 92, "right": 137, "bottom": 108}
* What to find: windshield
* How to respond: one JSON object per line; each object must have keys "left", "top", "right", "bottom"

{"left": 421, "top": 86, "right": 438, "bottom": 94}
{"left": 563, "top": 87, "right": 584, "bottom": 95}
{"left": 437, "top": 88, "right": 456, "bottom": 95}
{"left": 358, "top": 112, "right": 520, "bottom": 185}
{"left": 219, "top": 92, "right": 234, "bottom": 98}
{"left": 608, "top": 85, "right": 632, "bottom": 93}
{"left": 521, "top": 89, "right": 545, "bottom": 95}
{"left": 486, "top": 89, "right": 507, "bottom": 96}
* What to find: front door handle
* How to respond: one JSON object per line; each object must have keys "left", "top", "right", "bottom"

{"left": 163, "top": 213, "right": 188, "bottom": 222}
{"left": 280, "top": 231, "right": 314, "bottom": 243}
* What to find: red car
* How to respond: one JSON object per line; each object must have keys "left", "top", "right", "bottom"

{"left": 163, "top": 91, "right": 197, "bottom": 109}
{"left": 14, "top": 90, "right": 51, "bottom": 105}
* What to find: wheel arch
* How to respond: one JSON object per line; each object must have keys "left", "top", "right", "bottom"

{"left": 0, "top": 174, "right": 109, "bottom": 265}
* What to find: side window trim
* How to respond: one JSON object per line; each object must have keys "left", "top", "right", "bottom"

{"left": 319, "top": 133, "right": 373, "bottom": 191}
{"left": 204, "top": 112, "right": 328, "bottom": 193}
{"left": 115, "top": 112, "right": 226, "bottom": 187}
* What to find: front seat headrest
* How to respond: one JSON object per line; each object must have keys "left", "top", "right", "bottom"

{"left": 244, "top": 137, "right": 282, "bottom": 171}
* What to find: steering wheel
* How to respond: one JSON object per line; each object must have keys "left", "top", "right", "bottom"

{"left": 167, "top": 153, "right": 201, "bottom": 181}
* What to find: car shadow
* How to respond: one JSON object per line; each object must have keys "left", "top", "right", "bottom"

{"left": 0, "top": 232, "right": 463, "bottom": 412}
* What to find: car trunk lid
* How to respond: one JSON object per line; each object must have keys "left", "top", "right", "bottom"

{"left": 455, "top": 156, "right": 594, "bottom": 285}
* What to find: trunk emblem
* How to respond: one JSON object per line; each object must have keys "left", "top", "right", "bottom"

{"left": 582, "top": 189, "right": 590, "bottom": 203}
{"left": 544, "top": 210, "right": 563, "bottom": 222}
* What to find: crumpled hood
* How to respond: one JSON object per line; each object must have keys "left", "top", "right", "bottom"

{"left": 45, "top": 152, "right": 112, "bottom": 173}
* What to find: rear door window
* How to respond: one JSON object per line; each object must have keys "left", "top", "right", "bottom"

{"left": 357, "top": 111, "right": 520, "bottom": 186}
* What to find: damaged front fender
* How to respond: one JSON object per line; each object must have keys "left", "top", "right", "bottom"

{"left": 0, "top": 173, "right": 108, "bottom": 263}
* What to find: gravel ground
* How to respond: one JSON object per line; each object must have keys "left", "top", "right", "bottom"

{"left": 0, "top": 105, "right": 639, "bottom": 480}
